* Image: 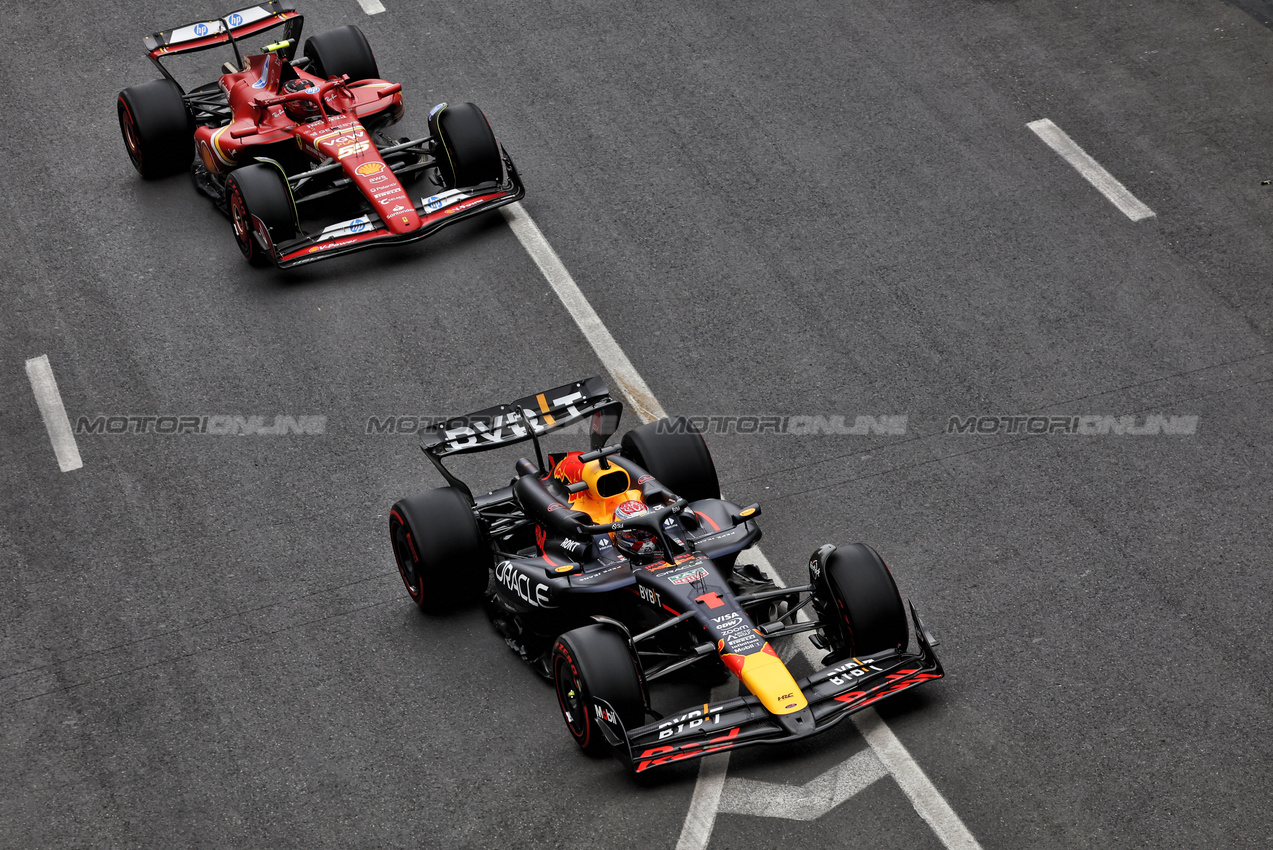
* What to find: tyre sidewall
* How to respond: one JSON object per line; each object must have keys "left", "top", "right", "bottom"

{"left": 620, "top": 417, "right": 721, "bottom": 502}
{"left": 552, "top": 624, "right": 644, "bottom": 754}
{"left": 117, "top": 79, "right": 193, "bottom": 178}
{"left": 428, "top": 102, "right": 502, "bottom": 189}
{"left": 389, "top": 506, "right": 426, "bottom": 605}
{"left": 224, "top": 165, "right": 296, "bottom": 265}
{"left": 815, "top": 543, "right": 909, "bottom": 657}
{"left": 389, "top": 487, "right": 491, "bottom": 611}
{"left": 304, "top": 25, "right": 380, "bottom": 82}
{"left": 225, "top": 175, "right": 262, "bottom": 263}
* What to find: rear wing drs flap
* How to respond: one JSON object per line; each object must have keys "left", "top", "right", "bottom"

{"left": 144, "top": 2, "right": 302, "bottom": 81}
{"left": 419, "top": 377, "right": 624, "bottom": 500}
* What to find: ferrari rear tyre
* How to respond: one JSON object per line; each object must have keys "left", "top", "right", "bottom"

{"left": 428, "top": 102, "right": 502, "bottom": 189}
{"left": 390, "top": 487, "right": 491, "bottom": 611}
{"left": 621, "top": 417, "right": 721, "bottom": 502}
{"left": 811, "top": 543, "right": 909, "bottom": 658}
{"left": 304, "top": 25, "right": 380, "bottom": 82}
{"left": 552, "top": 625, "right": 645, "bottom": 754}
{"left": 117, "top": 79, "right": 194, "bottom": 178}
{"left": 224, "top": 165, "right": 296, "bottom": 266}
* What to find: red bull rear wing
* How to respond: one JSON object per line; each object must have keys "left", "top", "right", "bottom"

{"left": 420, "top": 377, "right": 621, "bottom": 458}
{"left": 417, "top": 377, "right": 623, "bottom": 501}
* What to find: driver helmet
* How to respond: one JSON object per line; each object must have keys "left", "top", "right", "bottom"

{"left": 612, "top": 500, "right": 661, "bottom": 559}
{"left": 282, "top": 79, "right": 322, "bottom": 122}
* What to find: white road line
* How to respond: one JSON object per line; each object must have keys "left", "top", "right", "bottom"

{"left": 500, "top": 204, "right": 667, "bottom": 423}
{"left": 675, "top": 681, "right": 739, "bottom": 850}
{"left": 854, "top": 710, "right": 982, "bottom": 848}
{"left": 503, "top": 201, "right": 979, "bottom": 850}
{"left": 758, "top": 551, "right": 983, "bottom": 849}
{"left": 1027, "top": 118, "right": 1155, "bottom": 221}
{"left": 718, "top": 748, "right": 888, "bottom": 820}
{"left": 25, "top": 355, "right": 82, "bottom": 472}
{"left": 781, "top": 568, "right": 981, "bottom": 846}
{"left": 356, "top": 0, "right": 386, "bottom": 14}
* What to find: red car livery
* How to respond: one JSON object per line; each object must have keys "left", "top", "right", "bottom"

{"left": 117, "top": 3, "right": 525, "bottom": 267}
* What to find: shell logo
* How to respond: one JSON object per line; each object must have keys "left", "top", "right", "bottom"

{"left": 355, "top": 161, "right": 384, "bottom": 176}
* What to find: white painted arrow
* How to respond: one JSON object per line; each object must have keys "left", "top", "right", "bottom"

{"left": 717, "top": 748, "right": 888, "bottom": 820}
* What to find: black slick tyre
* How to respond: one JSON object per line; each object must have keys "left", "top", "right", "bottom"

{"left": 552, "top": 625, "right": 645, "bottom": 754}
{"left": 428, "top": 102, "right": 502, "bottom": 189}
{"left": 303, "top": 25, "right": 380, "bottom": 82}
{"left": 621, "top": 417, "right": 721, "bottom": 502}
{"left": 117, "top": 79, "right": 194, "bottom": 178}
{"left": 224, "top": 164, "right": 296, "bottom": 266}
{"left": 814, "top": 543, "right": 909, "bottom": 657}
{"left": 389, "top": 487, "right": 491, "bottom": 611}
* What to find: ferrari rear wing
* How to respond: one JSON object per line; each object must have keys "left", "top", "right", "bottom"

{"left": 603, "top": 603, "right": 944, "bottom": 773}
{"left": 145, "top": 2, "right": 301, "bottom": 76}
{"left": 419, "top": 377, "right": 624, "bottom": 500}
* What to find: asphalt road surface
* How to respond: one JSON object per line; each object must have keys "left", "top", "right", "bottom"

{"left": 3, "top": 1, "right": 1271, "bottom": 848}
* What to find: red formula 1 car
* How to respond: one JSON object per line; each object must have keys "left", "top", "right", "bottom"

{"left": 116, "top": 3, "right": 524, "bottom": 268}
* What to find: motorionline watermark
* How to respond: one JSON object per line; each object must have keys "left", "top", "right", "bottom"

{"left": 75, "top": 415, "right": 327, "bottom": 436}
{"left": 365, "top": 414, "right": 910, "bottom": 436}
{"left": 946, "top": 415, "right": 1199, "bottom": 436}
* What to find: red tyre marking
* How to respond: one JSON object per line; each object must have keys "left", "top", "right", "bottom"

{"left": 228, "top": 182, "right": 254, "bottom": 259}
{"left": 553, "top": 645, "right": 590, "bottom": 748}
{"left": 388, "top": 510, "right": 423, "bottom": 601}
{"left": 118, "top": 99, "right": 143, "bottom": 169}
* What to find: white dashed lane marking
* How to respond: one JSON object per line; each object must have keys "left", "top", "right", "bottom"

{"left": 356, "top": 0, "right": 385, "bottom": 15}
{"left": 1028, "top": 118, "right": 1155, "bottom": 221}
{"left": 25, "top": 354, "right": 82, "bottom": 472}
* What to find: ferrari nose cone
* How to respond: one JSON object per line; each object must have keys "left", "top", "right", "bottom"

{"left": 345, "top": 157, "right": 419, "bottom": 233}
{"left": 385, "top": 208, "right": 422, "bottom": 233}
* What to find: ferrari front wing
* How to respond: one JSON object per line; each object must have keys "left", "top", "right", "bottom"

{"left": 269, "top": 152, "right": 525, "bottom": 268}
{"left": 598, "top": 604, "right": 944, "bottom": 773}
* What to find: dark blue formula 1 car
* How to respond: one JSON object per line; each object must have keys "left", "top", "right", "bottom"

{"left": 388, "top": 377, "right": 943, "bottom": 772}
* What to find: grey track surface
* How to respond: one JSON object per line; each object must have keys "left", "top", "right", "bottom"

{"left": 2, "top": 1, "right": 1271, "bottom": 848}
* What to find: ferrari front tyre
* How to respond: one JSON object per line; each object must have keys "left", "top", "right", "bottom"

{"left": 303, "top": 25, "right": 380, "bottom": 82}
{"left": 552, "top": 625, "right": 645, "bottom": 754}
{"left": 224, "top": 165, "right": 296, "bottom": 266}
{"left": 620, "top": 417, "right": 721, "bottom": 502}
{"left": 117, "top": 79, "right": 194, "bottom": 178}
{"left": 812, "top": 543, "right": 909, "bottom": 658}
{"left": 428, "top": 102, "right": 502, "bottom": 189}
{"left": 389, "top": 487, "right": 491, "bottom": 611}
